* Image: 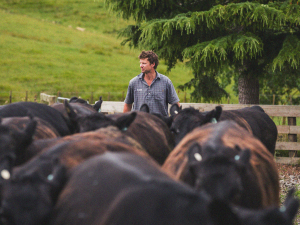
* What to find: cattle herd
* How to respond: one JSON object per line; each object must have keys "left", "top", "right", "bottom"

{"left": 0, "top": 97, "right": 298, "bottom": 225}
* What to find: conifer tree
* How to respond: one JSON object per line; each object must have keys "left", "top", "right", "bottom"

{"left": 106, "top": 0, "right": 300, "bottom": 104}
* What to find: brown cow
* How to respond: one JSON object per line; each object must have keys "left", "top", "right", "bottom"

{"left": 162, "top": 120, "right": 280, "bottom": 209}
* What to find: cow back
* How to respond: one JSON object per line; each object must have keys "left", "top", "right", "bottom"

{"left": 162, "top": 120, "right": 279, "bottom": 209}
{"left": 0, "top": 102, "right": 71, "bottom": 136}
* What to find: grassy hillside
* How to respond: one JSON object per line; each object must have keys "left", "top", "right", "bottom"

{"left": 0, "top": 0, "right": 198, "bottom": 104}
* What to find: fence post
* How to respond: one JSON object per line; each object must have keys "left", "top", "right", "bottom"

{"left": 25, "top": 91, "right": 28, "bottom": 102}
{"left": 108, "top": 92, "right": 110, "bottom": 101}
{"left": 184, "top": 92, "right": 186, "bottom": 103}
{"left": 122, "top": 91, "right": 124, "bottom": 101}
{"left": 9, "top": 91, "right": 12, "bottom": 103}
{"left": 90, "top": 92, "right": 93, "bottom": 104}
{"left": 288, "top": 117, "right": 297, "bottom": 157}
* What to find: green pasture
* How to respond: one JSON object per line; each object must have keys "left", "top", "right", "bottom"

{"left": 0, "top": 0, "right": 204, "bottom": 104}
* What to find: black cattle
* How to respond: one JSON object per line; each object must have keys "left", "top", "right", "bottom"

{"left": 0, "top": 117, "right": 37, "bottom": 181}
{"left": 24, "top": 112, "right": 141, "bottom": 168}
{"left": 63, "top": 101, "right": 173, "bottom": 165}
{"left": 1, "top": 116, "right": 60, "bottom": 140}
{"left": 0, "top": 116, "right": 62, "bottom": 182}
{"left": 51, "top": 96, "right": 103, "bottom": 120}
{"left": 69, "top": 96, "right": 103, "bottom": 112}
{"left": 0, "top": 102, "right": 72, "bottom": 137}
{"left": 139, "top": 103, "right": 173, "bottom": 127}
{"left": 63, "top": 100, "right": 137, "bottom": 134}
{"left": 162, "top": 120, "right": 280, "bottom": 209}
{"left": 47, "top": 152, "right": 298, "bottom": 225}
{"left": 170, "top": 104, "right": 278, "bottom": 155}
{"left": 0, "top": 129, "right": 150, "bottom": 225}
{"left": 107, "top": 111, "right": 175, "bottom": 165}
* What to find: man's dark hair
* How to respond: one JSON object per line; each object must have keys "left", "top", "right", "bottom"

{"left": 139, "top": 50, "right": 159, "bottom": 70}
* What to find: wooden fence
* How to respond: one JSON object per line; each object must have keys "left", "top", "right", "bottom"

{"left": 100, "top": 101, "right": 300, "bottom": 164}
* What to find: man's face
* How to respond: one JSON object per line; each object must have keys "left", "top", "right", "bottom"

{"left": 140, "top": 58, "right": 155, "bottom": 74}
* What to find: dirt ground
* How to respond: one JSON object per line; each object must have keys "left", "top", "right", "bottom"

{"left": 277, "top": 163, "right": 300, "bottom": 224}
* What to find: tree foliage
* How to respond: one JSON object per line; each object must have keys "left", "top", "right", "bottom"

{"left": 105, "top": 0, "right": 300, "bottom": 103}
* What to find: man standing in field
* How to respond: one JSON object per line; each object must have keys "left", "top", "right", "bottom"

{"left": 123, "top": 50, "right": 180, "bottom": 116}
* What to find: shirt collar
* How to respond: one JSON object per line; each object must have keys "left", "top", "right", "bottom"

{"left": 138, "top": 71, "right": 161, "bottom": 80}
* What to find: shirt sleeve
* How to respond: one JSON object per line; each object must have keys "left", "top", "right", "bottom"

{"left": 124, "top": 81, "right": 134, "bottom": 104}
{"left": 167, "top": 79, "right": 180, "bottom": 104}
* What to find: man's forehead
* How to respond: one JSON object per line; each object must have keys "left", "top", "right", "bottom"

{"left": 140, "top": 58, "right": 150, "bottom": 63}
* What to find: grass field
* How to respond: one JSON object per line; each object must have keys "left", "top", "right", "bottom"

{"left": 0, "top": 0, "right": 204, "bottom": 104}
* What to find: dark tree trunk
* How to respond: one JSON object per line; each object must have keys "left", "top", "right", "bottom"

{"left": 238, "top": 76, "right": 259, "bottom": 104}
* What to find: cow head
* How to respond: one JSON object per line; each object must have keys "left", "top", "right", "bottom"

{"left": 0, "top": 157, "right": 67, "bottom": 225}
{"left": 64, "top": 100, "right": 137, "bottom": 133}
{"left": 208, "top": 188, "right": 299, "bottom": 225}
{"left": 170, "top": 106, "right": 222, "bottom": 145}
{"left": 0, "top": 118, "right": 37, "bottom": 182}
{"left": 185, "top": 142, "right": 251, "bottom": 206}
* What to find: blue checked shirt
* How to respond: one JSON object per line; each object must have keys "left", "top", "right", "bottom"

{"left": 124, "top": 72, "right": 179, "bottom": 116}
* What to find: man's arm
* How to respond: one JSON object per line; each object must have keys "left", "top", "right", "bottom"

{"left": 123, "top": 103, "right": 132, "bottom": 113}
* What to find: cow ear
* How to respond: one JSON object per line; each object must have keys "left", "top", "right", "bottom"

{"left": 235, "top": 148, "right": 251, "bottom": 169}
{"left": 208, "top": 199, "right": 241, "bottom": 225}
{"left": 214, "top": 106, "right": 222, "bottom": 120}
{"left": 18, "top": 119, "right": 37, "bottom": 147}
{"left": 170, "top": 103, "right": 181, "bottom": 116}
{"left": 115, "top": 112, "right": 137, "bottom": 131}
{"left": 93, "top": 96, "right": 103, "bottom": 112}
{"left": 187, "top": 142, "right": 203, "bottom": 165}
{"left": 139, "top": 104, "right": 150, "bottom": 113}
{"left": 64, "top": 99, "right": 79, "bottom": 121}
{"left": 203, "top": 106, "right": 222, "bottom": 124}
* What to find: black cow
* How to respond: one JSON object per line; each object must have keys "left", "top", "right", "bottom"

{"left": 0, "top": 130, "right": 150, "bottom": 225}
{"left": 47, "top": 152, "right": 299, "bottom": 225}
{"left": 64, "top": 101, "right": 173, "bottom": 165}
{"left": 20, "top": 111, "right": 140, "bottom": 165}
{"left": 170, "top": 104, "right": 278, "bottom": 155}
{"left": 1, "top": 116, "right": 60, "bottom": 140}
{"left": 69, "top": 96, "right": 103, "bottom": 112}
{"left": 0, "top": 115, "right": 63, "bottom": 182}
{"left": 51, "top": 96, "right": 103, "bottom": 120}
{"left": 63, "top": 100, "right": 137, "bottom": 133}
{"left": 162, "top": 120, "right": 280, "bottom": 209}
{"left": 0, "top": 117, "right": 37, "bottom": 181}
{"left": 139, "top": 103, "right": 173, "bottom": 128}
{"left": 0, "top": 102, "right": 72, "bottom": 137}
{"left": 107, "top": 111, "right": 175, "bottom": 165}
